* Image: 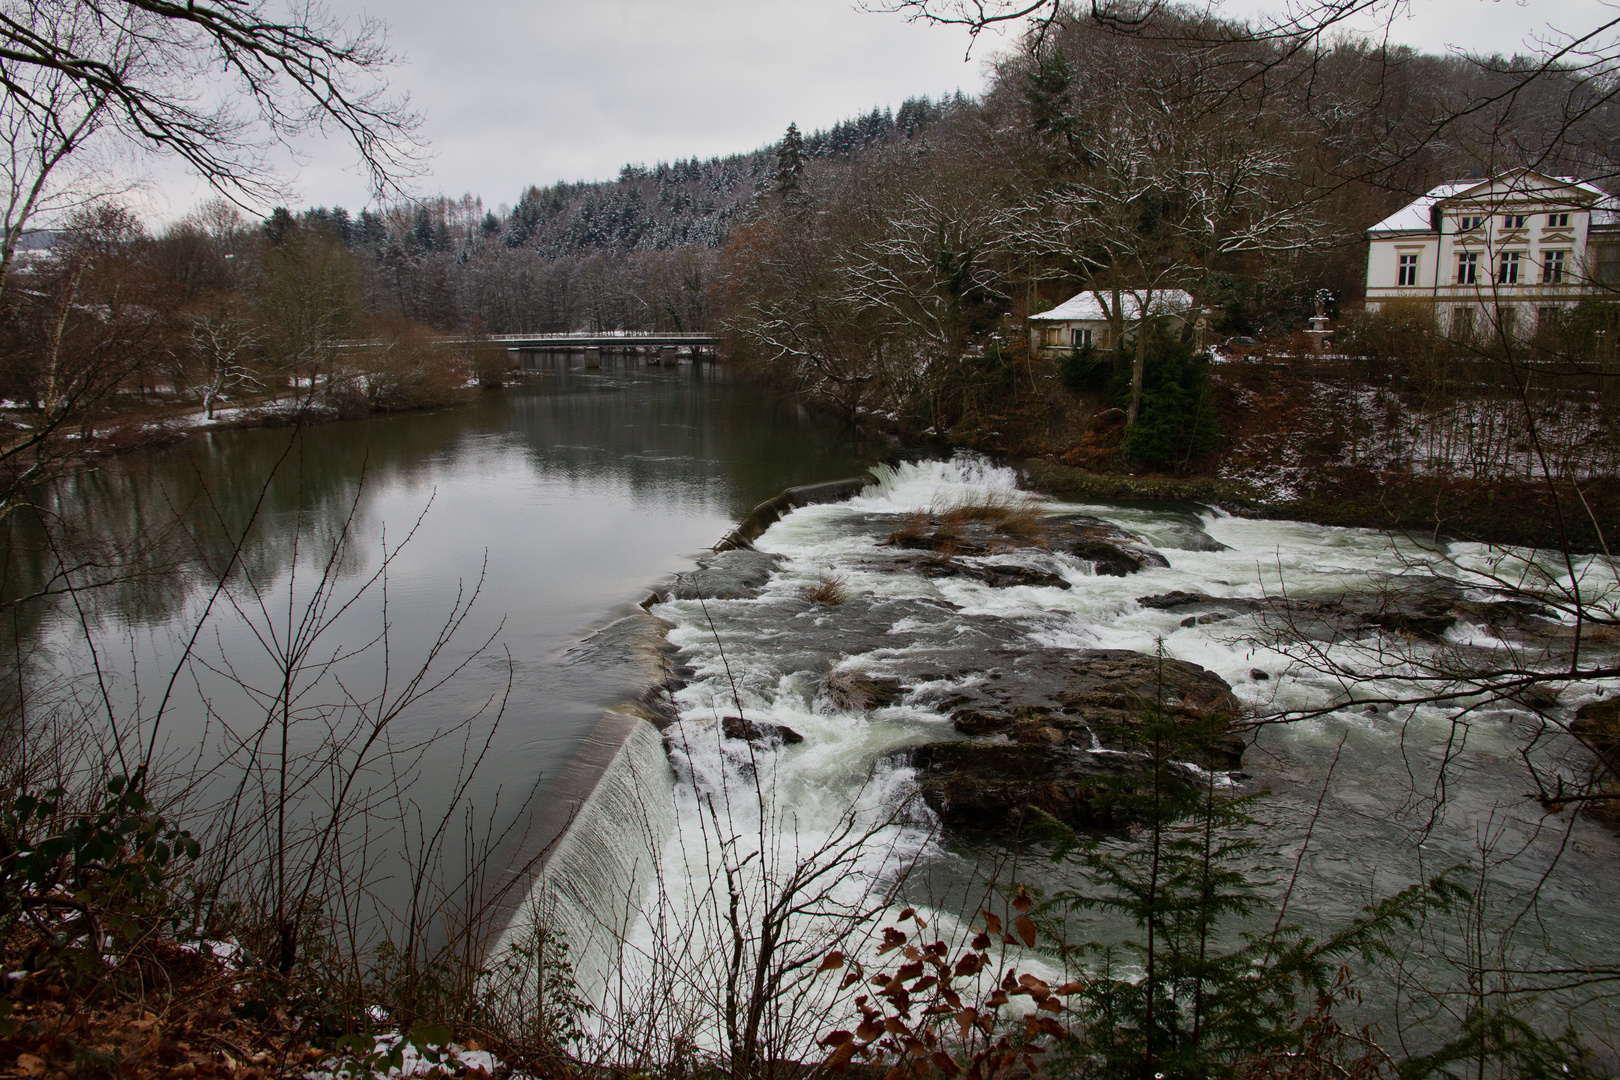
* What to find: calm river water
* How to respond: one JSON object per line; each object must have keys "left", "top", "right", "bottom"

{"left": 6, "top": 355, "right": 882, "bottom": 853}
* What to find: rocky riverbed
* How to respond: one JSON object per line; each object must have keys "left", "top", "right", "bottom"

{"left": 638, "top": 458, "right": 1601, "bottom": 848}
{"left": 567, "top": 454, "right": 1620, "bottom": 1050}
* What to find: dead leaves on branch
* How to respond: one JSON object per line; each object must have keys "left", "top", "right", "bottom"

{"left": 818, "top": 885, "right": 1080, "bottom": 1080}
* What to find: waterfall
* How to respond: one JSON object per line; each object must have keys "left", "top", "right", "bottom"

{"left": 484, "top": 712, "right": 675, "bottom": 1012}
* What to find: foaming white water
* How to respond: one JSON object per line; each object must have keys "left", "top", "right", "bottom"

{"left": 850, "top": 453, "right": 1024, "bottom": 513}
{"left": 489, "top": 716, "right": 674, "bottom": 1008}
{"left": 574, "top": 453, "right": 1620, "bottom": 1055}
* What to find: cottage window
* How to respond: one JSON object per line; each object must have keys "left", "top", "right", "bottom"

{"left": 1548, "top": 212, "right": 1570, "bottom": 228}
{"left": 1542, "top": 250, "right": 1567, "bottom": 283}
{"left": 1075, "top": 328, "right": 1093, "bottom": 347}
{"left": 1456, "top": 252, "right": 1479, "bottom": 284}
{"left": 1502, "top": 213, "right": 1527, "bottom": 229}
{"left": 1397, "top": 252, "right": 1420, "bottom": 286}
{"left": 1497, "top": 251, "right": 1521, "bottom": 284}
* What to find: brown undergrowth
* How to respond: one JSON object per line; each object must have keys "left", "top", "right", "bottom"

{"left": 0, "top": 935, "right": 323, "bottom": 1080}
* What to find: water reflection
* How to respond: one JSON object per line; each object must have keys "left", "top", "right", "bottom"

{"left": 3, "top": 354, "right": 882, "bottom": 849}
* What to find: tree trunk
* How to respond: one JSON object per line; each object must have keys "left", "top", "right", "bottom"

{"left": 1128, "top": 311, "right": 1148, "bottom": 426}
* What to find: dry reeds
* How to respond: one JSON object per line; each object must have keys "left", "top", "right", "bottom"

{"left": 887, "top": 512, "right": 930, "bottom": 546}
{"left": 803, "top": 575, "right": 849, "bottom": 606}
{"left": 932, "top": 491, "right": 1046, "bottom": 535}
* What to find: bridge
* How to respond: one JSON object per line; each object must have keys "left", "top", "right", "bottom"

{"left": 489, "top": 331, "right": 717, "bottom": 352}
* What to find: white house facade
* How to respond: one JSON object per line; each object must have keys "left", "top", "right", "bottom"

{"left": 1028, "top": 288, "right": 1195, "bottom": 357}
{"left": 1364, "top": 169, "right": 1620, "bottom": 337}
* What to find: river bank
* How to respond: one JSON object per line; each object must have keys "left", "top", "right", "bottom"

{"left": 1016, "top": 456, "right": 1620, "bottom": 554}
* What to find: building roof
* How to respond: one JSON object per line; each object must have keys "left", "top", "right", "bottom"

{"left": 1029, "top": 288, "right": 1194, "bottom": 322}
{"left": 1368, "top": 171, "right": 1620, "bottom": 234}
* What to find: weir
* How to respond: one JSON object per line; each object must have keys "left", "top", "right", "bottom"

{"left": 483, "top": 474, "right": 877, "bottom": 1010}
{"left": 486, "top": 713, "right": 675, "bottom": 1007}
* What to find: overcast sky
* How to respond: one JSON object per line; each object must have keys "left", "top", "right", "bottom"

{"left": 146, "top": 0, "right": 1620, "bottom": 220}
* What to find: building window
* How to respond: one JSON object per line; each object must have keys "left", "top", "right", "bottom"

{"left": 1542, "top": 250, "right": 1567, "bottom": 283}
{"left": 1499, "top": 305, "right": 1518, "bottom": 337}
{"left": 1497, "top": 251, "right": 1521, "bottom": 284}
{"left": 1457, "top": 252, "right": 1479, "bottom": 284}
{"left": 1502, "top": 213, "right": 1527, "bottom": 229}
{"left": 1548, "top": 212, "right": 1570, "bottom": 228}
{"left": 1457, "top": 215, "right": 1484, "bottom": 231}
{"left": 1538, "top": 306, "right": 1560, "bottom": 333}
{"left": 1450, "top": 307, "right": 1474, "bottom": 339}
{"left": 1597, "top": 244, "right": 1620, "bottom": 284}
{"left": 1397, "top": 252, "right": 1420, "bottom": 286}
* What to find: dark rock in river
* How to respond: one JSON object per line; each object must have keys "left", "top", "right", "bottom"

{"left": 667, "top": 548, "right": 784, "bottom": 600}
{"left": 885, "top": 552, "right": 1071, "bottom": 590}
{"left": 1261, "top": 590, "right": 1457, "bottom": 641}
{"left": 1146, "top": 512, "right": 1231, "bottom": 553}
{"left": 906, "top": 649, "right": 1246, "bottom": 836}
{"left": 911, "top": 743, "right": 1159, "bottom": 833}
{"left": 930, "top": 648, "right": 1244, "bottom": 765}
{"left": 826, "top": 669, "right": 905, "bottom": 711}
{"left": 1570, "top": 699, "right": 1620, "bottom": 783}
{"left": 887, "top": 510, "right": 1166, "bottom": 576}
{"left": 1048, "top": 515, "right": 1171, "bottom": 575}
{"left": 722, "top": 715, "right": 804, "bottom": 745}
{"left": 1133, "top": 578, "right": 1554, "bottom": 645}
{"left": 1140, "top": 590, "right": 1217, "bottom": 610}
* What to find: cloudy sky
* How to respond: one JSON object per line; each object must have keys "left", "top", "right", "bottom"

{"left": 148, "top": 0, "right": 1620, "bottom": 219}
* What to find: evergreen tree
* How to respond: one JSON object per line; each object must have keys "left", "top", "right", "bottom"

{"left": 411, "top": 205, "right": 436, "bottom": 252}
{"left": 1117, "top": 329, "right": 1219, "bottom": 469}
{"left": 776, "top": 121, "right": 806, "bottom": 202}
{"left": 356, "top": 209, "right": 387, "bottom": 247}
{"left": 262, "top": 206, "right": 295, "bottom": 244}
{"left": 1032, "top": 655, "right": 1468, "bottom": 1080}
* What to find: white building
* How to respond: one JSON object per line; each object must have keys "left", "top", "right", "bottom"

{"left": 1364, "top": 169, "right": 1620, "bottom": 338}
{"left": 1028, "top": 288, "right": 1195, "bottom": 356}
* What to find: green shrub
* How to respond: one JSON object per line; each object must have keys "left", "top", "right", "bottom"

{"left": 1120, "top": 333, "right": 1219, "bottom": 468}
{"left": 1060, "top": 341, "right": 1113, "bottom": 392}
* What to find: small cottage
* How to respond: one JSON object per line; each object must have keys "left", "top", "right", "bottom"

{"left": 1028, "top": 289, "right": 1196, "bottom": 357}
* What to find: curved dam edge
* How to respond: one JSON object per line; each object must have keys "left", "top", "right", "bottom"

{"left": 712, "top": 476, "right": 873, "bottom": 555}
{"left": 485, "top": 473, "right": 877, "bottom": 998}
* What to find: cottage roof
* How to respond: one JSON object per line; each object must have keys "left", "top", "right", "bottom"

{"left": 1029, "top": 288, "right": 1193, "bottom": 322}
{"left": 1368, "top": 171, "right": 1620, "bottom": 234}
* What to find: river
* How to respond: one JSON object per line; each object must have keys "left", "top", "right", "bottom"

{"left": 8, "top": 359, "right": 1619, "bottom": 1061}
{"left": 2, "top": 354, "right": 881, "bottom": 922}
{"left": 549, "top": 456, "right": 1620, "bottom": 1061}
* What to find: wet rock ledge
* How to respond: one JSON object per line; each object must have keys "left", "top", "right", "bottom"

{"left": 906, "top": 647, "right": 1244, "bottom": 836}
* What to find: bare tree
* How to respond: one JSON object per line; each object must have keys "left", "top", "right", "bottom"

{"left": 0, "top": 4, "right": 126, "bottom": 305}
{"left": 0, "top": 0, "right": 422, "bottom": 202}
{"left": 186, "top": 309, "right": 260, "bottom": 418}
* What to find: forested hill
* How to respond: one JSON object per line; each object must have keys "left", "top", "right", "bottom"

{"left": 302, "top": 95, "right": 961, "bottom": 262}
{"left": 500, "top": 97, "right": 959, "bottom": 255}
